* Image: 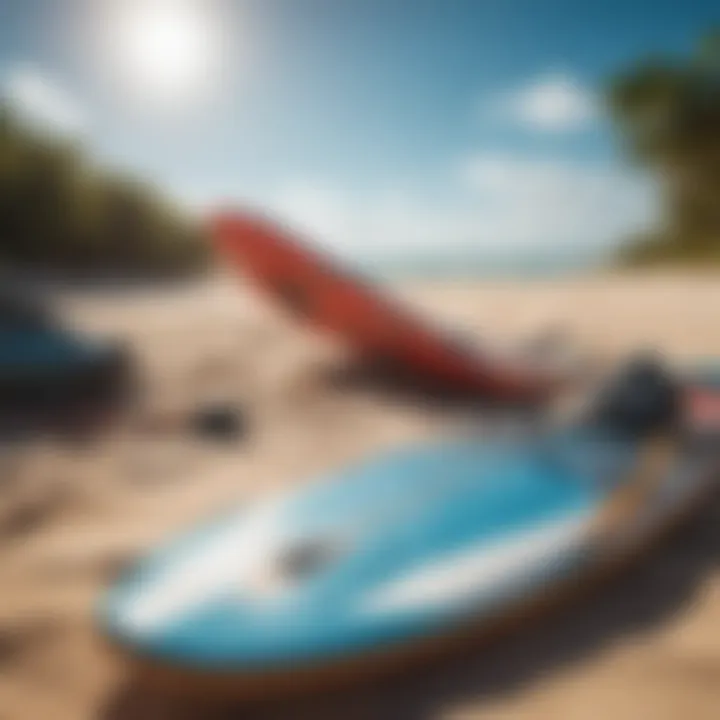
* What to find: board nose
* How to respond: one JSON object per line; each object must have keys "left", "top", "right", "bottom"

{"left": 209, "top": 211, "right": 296, "bottom": 267}
{"left": 209, "top": 211, "right": 258, "bottom": 253}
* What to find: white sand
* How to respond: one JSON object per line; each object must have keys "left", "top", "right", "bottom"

{"left": 1, "top": 273, "right": 720, "bottom": 719}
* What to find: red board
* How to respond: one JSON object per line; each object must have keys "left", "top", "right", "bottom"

{"left": 685, "top": 386, "right": 720, "bottom": 431}
{"left": 210, "top": 211, "right": 558, "bottom": 402}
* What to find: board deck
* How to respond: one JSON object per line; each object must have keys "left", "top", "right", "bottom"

{"left": 100, "top": 371, "right": 720, "bottom": 696}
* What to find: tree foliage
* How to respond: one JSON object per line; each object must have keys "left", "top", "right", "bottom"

{"left": 0, "top": 104, "right": 208, "bottom": 276}
{"left": 608, "top": 30, "right": 720, "bottom": 266}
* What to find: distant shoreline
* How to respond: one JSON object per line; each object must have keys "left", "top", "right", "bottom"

{"left": 5, "top": 257, "right": 720, "bottom": 299}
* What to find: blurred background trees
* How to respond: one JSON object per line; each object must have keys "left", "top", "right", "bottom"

{"left": 0, "top": 104, "right": 208, "bottom": 277}
{"left": 609, "top": 30, "right": 720, "bottom": 266}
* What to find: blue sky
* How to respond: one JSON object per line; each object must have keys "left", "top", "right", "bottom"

{"left": 1, "top": 0, "right": 717, "bottom": 259}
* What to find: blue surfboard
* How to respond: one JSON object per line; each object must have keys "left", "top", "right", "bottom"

{"left": 100, "top": 359, "right": 720, "bottom": 695}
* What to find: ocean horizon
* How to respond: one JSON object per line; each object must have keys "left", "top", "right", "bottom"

{"left": 356, "top": 247, "right": 611, "bottom": 280}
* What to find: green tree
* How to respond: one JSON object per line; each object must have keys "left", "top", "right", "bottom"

{"left": 608, "top": 30, "right": 720, "bottom": 265}
{"left": 0, "top": 103, "right": 208, "bottom": 276}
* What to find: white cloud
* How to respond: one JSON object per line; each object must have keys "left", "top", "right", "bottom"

{"left": 270, "top": 181, "right": 355, "bottom": 246}
{"left": 458, "top": 154, "right": 655, "bottom": 249}
{"left": 252, "top": 156, "right": 655, "bottom": 262}
{"left": 262, "top": 182, "right": 463, "bottom": 257}
{"left": 2, "top": 65, "right": 85, "bottom": 135}
{"left": 487, "top": 73, "right": 597, "bottom": 132}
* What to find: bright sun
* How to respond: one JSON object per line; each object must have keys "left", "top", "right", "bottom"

{"left": 111, "top": 0, "right": 222, "bottom": 103}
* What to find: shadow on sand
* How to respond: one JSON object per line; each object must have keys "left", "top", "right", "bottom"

{"left": 101, "top": 491, "right": 720, "bottom": 720}
{"left": 318, "top": 355, "right": 548, "bottom": 416}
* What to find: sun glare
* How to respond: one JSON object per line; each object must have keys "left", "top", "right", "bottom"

{"left": 110, "top": 0, "right": 223, "bottom": 103}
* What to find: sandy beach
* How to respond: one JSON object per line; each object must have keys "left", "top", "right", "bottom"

{"left": 2, "top": 273, "right": 720, "bottom": 720}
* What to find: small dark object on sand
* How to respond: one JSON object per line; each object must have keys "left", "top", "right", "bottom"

{"left": 191, "top": 403, "right": 246, "bottom": 442}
